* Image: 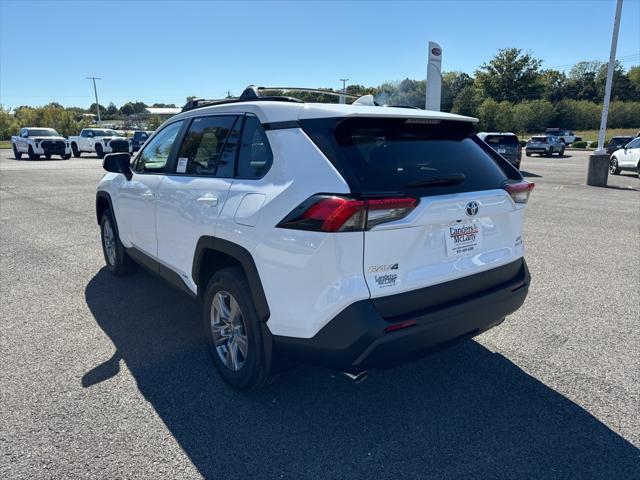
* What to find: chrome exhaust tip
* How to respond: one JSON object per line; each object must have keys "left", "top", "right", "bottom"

{"left": 342, "top": 371, "right": 369, "bottom": 384}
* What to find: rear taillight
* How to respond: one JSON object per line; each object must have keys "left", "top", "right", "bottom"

{"left": 277, "top": 195, "right": 419, "bottom": 232}
{"left": 504, "top": 181, "right": 534, "bottom": 204}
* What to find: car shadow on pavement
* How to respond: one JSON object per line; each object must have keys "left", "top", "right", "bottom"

{"left": 84, "top": 268, "right": 640, "bottom": 479}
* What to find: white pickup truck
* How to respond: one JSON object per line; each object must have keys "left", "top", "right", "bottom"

{"left": 11, "top": 127, "right": 71, "bottom": 160}
{"left": 68, "top": 128, "right": 132, "bottom": 158}
{"left": 545, "top": 128, "right": 582, "bottom": 145}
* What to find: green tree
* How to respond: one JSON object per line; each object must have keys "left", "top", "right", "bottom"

{"left": 451, "top": 85, "right": 481, "bottom": 117}
{"left": 595, "top": 61, "right": 634, "bottom": 101}
{"left": 106, "top": 102, "right": 118, "bottom": 116}
{"left": 627, "top": 66, "right": 640, "bottom": 100}
{"left": 88, "top": 103, "right": 106, "bottom": 115}
{"left": 475, "top": 48, "right": 543, "bottom": 102}
{"left": 441, "top": 72, "right": 474, "bottom": 112}
{"left": 566, "top": 61, "right": 602, "bottom": 101}
{"left": 0, "top": 105, "right": 20, "bottom": 140}
{"left": 540, "top": 69, "right": 568, "bottom": 102}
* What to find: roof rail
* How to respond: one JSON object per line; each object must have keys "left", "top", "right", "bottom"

{"left": 181, "top": 85, "right": 393, "bottom": 112}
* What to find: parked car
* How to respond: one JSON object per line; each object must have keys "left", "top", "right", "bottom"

{"left": 11, "top": 127, "right": 71, "bottom": 160}
{"left": 609, "top": 137, "right": 640, "bottom": 176}
{"left": 477, "top": 132, "right": 522, "bottom": 169}
{"left": 68, "top": 128, "right": 132, "bottom": 158}
{"left": 526, "top": 136, "right": 565, "bottom": 156}
{"left": 96, "top": 86, "right": 533, "bottom": 390}
{"left": 130, "top": 130, "right": 153, "bottom": 153}
{"left": 606, "top": 136, "right": 635, "bottom": 155}
{"left": 545, "top": 128, "right": 581, "bottom": 145}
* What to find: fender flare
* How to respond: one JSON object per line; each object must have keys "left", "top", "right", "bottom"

{"left": 96, "top": 191, "right": 119, "bottom": 235}
{"left": 192, "top": 236, "right": 270, "bottom": 322}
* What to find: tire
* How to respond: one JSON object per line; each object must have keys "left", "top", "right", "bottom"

{"left": 526, "top": 152, "right": 531, "bottom": 157}
{"left": 637, "top": 162, "right": 640, "bottom": 178}
{"left": 100, "top": 209, "right": 137, "bottom": 276}
{"left": 558, "top": 147, "right": 565, "bottom": 156}
{"left": 12, "top": 144, "right": 22, "bottom": 159}
{"left": 96, "top": 144, "right": 104, "bottom": 159}
{"left": 62, "top": 154, "right": 71, "bottom": 160}
{"left": 72, "top": 143, "right": 81, "bottom": 157}
{"left": 27, "top": 146, "right": 39, "bottom": 160}
{"left": 609, "top": 157, "right": 621, "bottom": 175}
{"left": 45, "top": 153, "right": 52, "bottom": 159}
{"left": 203, "top": 267, "right": 274, "bottom": 391}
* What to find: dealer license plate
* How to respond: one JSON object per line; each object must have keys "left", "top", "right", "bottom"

{"left": 445, "top": 222, "right": 483, "bottom": 257}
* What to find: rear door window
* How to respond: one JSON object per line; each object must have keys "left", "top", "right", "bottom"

{"left": 301, "top": 117, "right": 510, "bottom": 197}
{"left": 484, "top": 135, "right": 519, "bottom": 146}
{"left": 177, "top": 115, "right": 239, "bottom": 176}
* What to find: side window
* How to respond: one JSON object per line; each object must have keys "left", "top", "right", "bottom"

{"left": 237, "top": 116, "right": 273, "bottom": 179}
{"left": 177, "top": 116, "right": 238, "bottom": 176}
{"left": 135, "top": 121, "right": 183, "bottom": 173}
{"left": 627, "top": 138, "right": 640, "bottom": 149}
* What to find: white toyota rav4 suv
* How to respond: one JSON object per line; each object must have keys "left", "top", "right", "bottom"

{"left": 96, "top": 87, "right": 533, "bottom": 390}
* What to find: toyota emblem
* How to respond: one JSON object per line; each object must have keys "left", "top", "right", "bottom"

{"left": 465, "top": 201, "right": 479, "bottom": 216}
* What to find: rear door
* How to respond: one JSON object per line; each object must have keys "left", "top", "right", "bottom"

{"left": 302, "top": 117, "right": 526, "bottom": 298}
{"left": 155, "top": 114, "right": 241, "bottom": 287}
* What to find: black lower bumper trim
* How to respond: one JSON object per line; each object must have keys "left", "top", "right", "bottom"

{"left": 273, "top": 259, "right": 530, "bottom": 372}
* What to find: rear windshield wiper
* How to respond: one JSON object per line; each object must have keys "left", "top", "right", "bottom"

{"left": 406, "top": 173, "right": 466, "bottom": 188}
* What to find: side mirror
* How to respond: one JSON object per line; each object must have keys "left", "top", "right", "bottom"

{"left": 103, "top": 153, "right": 132, "bottom": 180}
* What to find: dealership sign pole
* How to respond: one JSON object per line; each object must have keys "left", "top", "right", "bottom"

{"left": 586, "top": 0, "right": 623, "bottom": 186}
{"left": 425, "top": 41, "right": 442, "bottom": 111}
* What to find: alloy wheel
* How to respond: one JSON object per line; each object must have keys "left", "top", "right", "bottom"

{"left": 103, "top": 219, "right": 117, "bottom": 266}
{"left": 210, "top": 291, "right": 248, "bottom": 371}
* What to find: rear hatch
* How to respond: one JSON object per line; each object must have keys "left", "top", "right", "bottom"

{"left": 301, "top": 117, "right": 528, "bottom": 301}
{"left": 483, "top": 134, "right": 520, "bottom": 163}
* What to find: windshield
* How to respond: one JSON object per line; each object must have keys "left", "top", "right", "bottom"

{"left": 301, "top": 117, "right": 511, "bottom": 197}
{"left": 94, "top": 129, "right": 119, "bottom": 137}
{"left": 28, "top": 128, "right": 59, "bottom": 137}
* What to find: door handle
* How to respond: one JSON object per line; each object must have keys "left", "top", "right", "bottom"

{"left": 142, "top": 192, "right": 155, "bottom": 200}
{"left": 196, "top": 196, "right": 218, "bottom": 206}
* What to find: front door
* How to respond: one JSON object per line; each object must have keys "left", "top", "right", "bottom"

{"left": 115, "top": 120, "right": 184, "bottom": 257}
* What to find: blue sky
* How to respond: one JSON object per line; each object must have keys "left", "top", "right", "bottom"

{"left": 1, "top": 0, "right": 638, "bottom": 108}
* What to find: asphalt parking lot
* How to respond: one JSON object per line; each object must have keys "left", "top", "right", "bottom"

{"left": 1, "top": 148, "right": 638, "bottom": 479}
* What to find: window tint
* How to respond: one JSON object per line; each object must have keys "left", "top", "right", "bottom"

{"left": 485, "top": 135, "right": 519, "bottom": 145}
{"left": 301, "top": 117, "right": 509, "bottom": 197}
{"left": 237, "top": 116, "right": 273, "bottom": 178}
{"left": 135, "top": 121, "right": 183, "bottom": 173}
{"left": 177, "top": 116, "right": 238, "bottom": 176}
{"left": 626, "top": 138, "right": 640, "bottom": 149}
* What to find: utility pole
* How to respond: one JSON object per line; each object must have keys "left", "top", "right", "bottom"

{"left": 86, "top": 76, "right": 102, "bottom": 124}
{"left": 586, "top": 0, "right": 623, "bottom": 186}
{"left": 339, "top": 78, "right": 349, "bottom": 104}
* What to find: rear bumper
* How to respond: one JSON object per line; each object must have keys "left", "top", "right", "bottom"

{"left": 273, "top": 258, "right": 530, "bottom": 372}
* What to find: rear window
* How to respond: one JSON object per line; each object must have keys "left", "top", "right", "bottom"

{"left": 531, "top": 137, "right": 548, "bottom": 143}
{"left": 484, "top": 135, "right": 519, "bottom": 145}
{"left": 300, "top": 117, "right": 511, "bottom": 197}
